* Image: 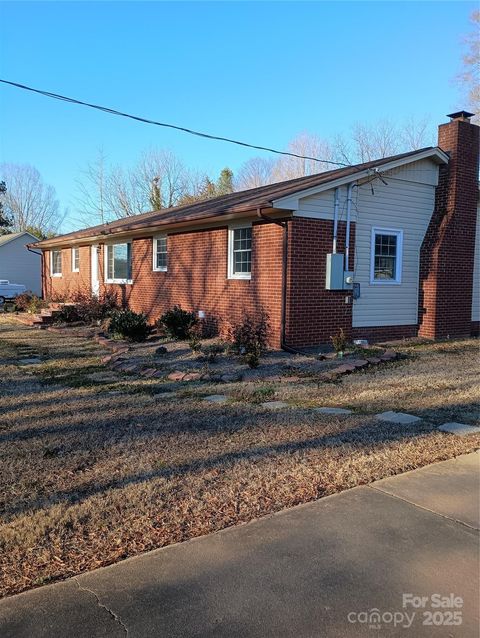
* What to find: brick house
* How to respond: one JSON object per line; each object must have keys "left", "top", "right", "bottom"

{"left": 33, "top": 111, "right": 479, "bottom": 349}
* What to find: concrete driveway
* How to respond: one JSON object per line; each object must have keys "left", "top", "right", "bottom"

{"left": 1, "top": 452, "right": 478, "bottom": 637}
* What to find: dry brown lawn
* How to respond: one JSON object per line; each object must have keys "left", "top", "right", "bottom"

{"left": 0, "top": 316, "right": 479, "bottom": 597}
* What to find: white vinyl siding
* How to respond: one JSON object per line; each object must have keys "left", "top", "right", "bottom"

{"left": 472, "top": 204, "right": 480, "bottom": 322}
{"left": 51, "top": 250, "right": 62, "bottom": 276}
{"left": 294, "top": 158, "right": 440, "bottom": 328}
{"left": 105, "top": 243, "right": 132, "bottom": 284}
{"left": 72, "top": 247, "right": 80, "bottom": 272}
{"left": 153, "top": 236, "right": 167, "bottom": 272}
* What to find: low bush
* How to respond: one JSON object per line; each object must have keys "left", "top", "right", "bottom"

{"left": 54, "top": 305, "right": 81, "bottom": 324}
{"left": 107, "top": 309, "right": 151, "bottom": 342}
{"left": 26, "top": 295, "right": 48, "bottom": 314}
{"left": 202, "top": 342, "right": 225, "bottom": 363}
{"left": 70, "top": 290, "right": 119, "bottom": 323}
{"left": 13, "top": 292, "right": 35, "bottom": 312}
{"left": 229, "top": 310, "right": 269, "bottom": 367}
{"left": 330, "top": 328, "right": 347, "bottom": 354}
{"left": 158, "top": 305, "right": 197, "bottom": 340}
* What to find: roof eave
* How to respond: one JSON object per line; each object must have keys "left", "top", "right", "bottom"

{"left": 32, "top": 204, "right": 291, "bottom": 249}
{"left": 272, "top": 147, "right": 449, "bottom": 210}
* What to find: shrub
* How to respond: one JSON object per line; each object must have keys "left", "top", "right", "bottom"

{"left": 202, "top": 342, "right": 225, "bottom": 362}
{"left": 107, "top": 309, "right": 151, "bottom": 342}
{"left": 26, "top": 295, "right": 47, "bottom": 314}
{"left": 330, "top": 328, "right": 347, "bottom": 353}
{"left": 54, "top": 305, "right": 81, "bottom": 324}
{"left": 70, "top": 290, "right": 119, "bottom": 323}
{"left": 158, "top": 305, "right": 197, "bottom": 340}
{"left": 229, "top": 310, "right": 269, "bottom": 365}
{"left": 13, "top": 292, "right": 34, "bottom": 312}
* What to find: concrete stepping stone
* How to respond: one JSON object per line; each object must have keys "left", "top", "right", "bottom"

{"left": 315, "top": 407, "right": 353, "bottom": 415}
{"left": 376, "top": 411, "right": 421, "bottom": 425}
{"left": 261, "top": 401, "right": 288, "bottom": 410}
{"left": 18, "top": 357, "right": 42, "bottom": 365}
{"left": 154, "top": 391, "right": 178, "bottom": 400}
{"left": 203, "top": 394, "right": 228, "bottom": 403}
{"left": 438, "top": 422, "right": 480, "bottom": 436}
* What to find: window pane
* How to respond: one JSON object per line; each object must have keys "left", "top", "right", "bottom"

{"left": 156, "top": 237, "right": 167, "bottom": 269}
{"left": 52, "top": 250, "right": 62, "bottom": 274}
{"left": 73, "top": 248, "right": 79, "bottom": 270}
{"left": 232, "top": 227, "right": 252, "bottom": 275}
{"left": 114, "top": 244, "right": 128, "bottom": 279}
{"left": 374, "top": 233, "right": 397, "bottom": 280}
{"left": 107, "top": 245, "right": 114, "bottom": 280}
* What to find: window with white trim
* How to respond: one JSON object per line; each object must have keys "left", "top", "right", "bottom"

{"left": 228, "top": 226, "right": 252, "bottom": 279}
{"left": 51, "top": 250, "right": 62, "bottom": 276}
{"left": 72, "top": 247, "right": 80, "bottom": 272}
{"left": 370, "top": 228, "right": 403, "bottom": 284}
{"left": 105, "top": 243, "right": 132, "bottom": 283}
{"left": 153, "top": 236, "right": 167, "bottom": 271}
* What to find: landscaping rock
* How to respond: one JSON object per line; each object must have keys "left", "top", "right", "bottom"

{"left": 261, "top": 401, "right": 288, "bottom": 410}
{"left": 315, "top": 407, "right": 353, "bottom": 415}
{"left": 203, "top": 394, "right": 228, "bottom": 403}
{"left": 376, "top": 411, "right": 421, "bottom": 425}
{"left": 183, "top": 372, "right": 202, "bottom": 381}
{"left": 155, "top": 346, "right": 168, "bottom": 356}
{"left": 140, "top": 368, "right": 158, "bottom": 378}
{"left": 366, "top": 357, "right": 381, "bottom": 364}
{"left": 168, "top": 371, "right": 186, "bottom": 381}
{"left": 438, "top": 422, "right": 480, "bottom": 436}
{"left": 350, "top": 359, "right": 369, "bottom": 368}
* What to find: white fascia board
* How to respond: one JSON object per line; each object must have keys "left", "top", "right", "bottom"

{"left": 272, "top": 148, "right": 449, "bottom": 210}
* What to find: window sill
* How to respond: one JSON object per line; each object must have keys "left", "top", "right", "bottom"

{"left": 370, "top": 279, "right": 402, "bottom": 286}
{"left": 51, "top": 273, "right": 62, "bottom": 278}
{"left": 72, "top": 269, "right": 80, "bottom": 273}
{"left": 228, "top": 274, "right": 251, "bottom": 280}
{"left": 105, "top": 279, "right": 133, "bottom": 285}
{"left": 153, "top": 267, "right": 167, "bottom": 273}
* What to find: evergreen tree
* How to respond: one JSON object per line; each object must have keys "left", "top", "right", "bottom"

{"left": 216, "top": 167, "right": 234, "bottom": 196}
{"left": 0, "top": 181, "right": 13, "bottom": 234}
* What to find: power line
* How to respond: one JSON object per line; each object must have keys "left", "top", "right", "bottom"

{"left": 0, "top": 78, "right": 350, "bottom": 168}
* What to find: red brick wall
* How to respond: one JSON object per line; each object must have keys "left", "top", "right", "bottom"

{"left": 418, "top": 117, "right": 480, "bottom": 339}
{"left": 284, "top": 218, "right": 354, "bottom": 347}
{"left": 93, "top": 221, "right": 285, "bottom": 347}
{"left": 42, "top": 246, "right": 91, "bottom": 300}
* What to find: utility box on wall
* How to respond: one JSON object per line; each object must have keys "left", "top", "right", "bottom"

{"left": 325, "top": 253, "right": 345, "bottom": 290}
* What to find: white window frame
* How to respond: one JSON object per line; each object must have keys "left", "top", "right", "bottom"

{"left": 228, "top": 224, "right": 252, "bottom": 280}
{"left": 370, "top": 227, "right": 403, "bottom": 285}
{"left": 104, "top": 242, "right": 133, "bottom": 284}
{"left": 50, "top": 249, "right": 62, "bottom": 277}
{"left": 71, "top": 247, "right": 80, "bottom": 272}
{"left": 153, "top": 235, "right": 168, "bottom": 272}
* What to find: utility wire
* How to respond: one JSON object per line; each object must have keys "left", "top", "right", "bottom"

{"left": 0, "top": 79, "right": 350, "bottom": 167}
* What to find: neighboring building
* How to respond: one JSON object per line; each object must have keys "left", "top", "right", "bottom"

{"left": 33, "top": 112, "right": 479, "bottom": 348}
{"left": 0, "top": 231, "right": 41, "bottom": 295}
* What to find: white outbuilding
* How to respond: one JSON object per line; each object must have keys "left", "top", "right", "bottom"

{"left": 0, "top": 231, "right": 41, "bottom": 295}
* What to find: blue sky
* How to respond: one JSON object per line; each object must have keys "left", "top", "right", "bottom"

{"left": 0, "top": 1, "right": 475, "bottom": 231}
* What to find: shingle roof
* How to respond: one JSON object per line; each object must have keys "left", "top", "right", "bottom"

{"left": 0, "top": 231, "right": 38, "bottom": 247}
{"left": 33, "top": 147, "right": 439, "bottom": 248}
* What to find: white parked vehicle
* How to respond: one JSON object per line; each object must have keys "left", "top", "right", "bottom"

{"left": 0, "top": 280, "right": 27, "bottom": 304}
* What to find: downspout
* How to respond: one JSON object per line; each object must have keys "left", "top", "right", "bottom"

{"left": 257, "top": 207, "right": 304, "bottom": 355}
{"left": 332, "top": 187, "right": 339, "bottom": 253}
{"left": 345, "top": 183, "right": 356, "bottom": 270}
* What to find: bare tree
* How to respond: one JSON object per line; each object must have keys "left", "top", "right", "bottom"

{"left": 136, "top": 149, "right": 189, "bottom": 209}
{"left": 0, "top": 163, "right": 64, "bottom": 233}
{"left": 271, "top": 133, "right": 335, "bottom": 181}
{"left": 457, "top": 10, "right": 479, "bottom": 122}
{"left": 235, "top": 156, "right": 275, "bottom": 190}
{"left": 74, "top": 149, "right": 108, "bottom": 226}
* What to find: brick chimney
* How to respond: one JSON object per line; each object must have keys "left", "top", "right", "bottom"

{"left": 418, "top": 111, "right": 479, "bottom": 339}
